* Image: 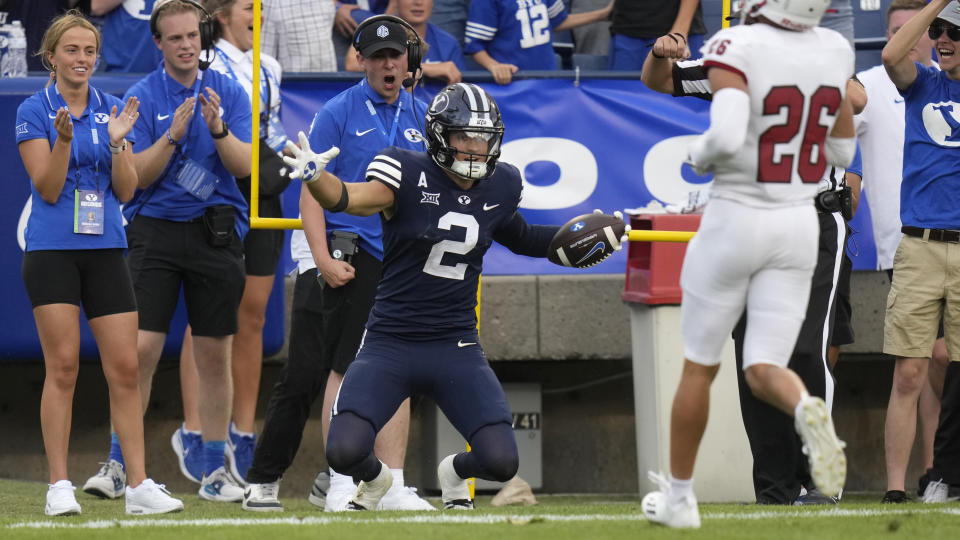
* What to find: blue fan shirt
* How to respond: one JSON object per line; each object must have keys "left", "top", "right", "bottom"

{"left": 464, "top": 0, "right": 568, "bottom": 70}
{"left": 900, "top": 64, "right": 960, "bottom": 229}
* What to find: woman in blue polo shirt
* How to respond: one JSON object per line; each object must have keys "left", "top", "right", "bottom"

{"left": 15, "top": 11, "right": 182, "bottom": 517}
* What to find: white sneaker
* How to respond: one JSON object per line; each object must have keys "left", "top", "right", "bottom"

{"left": 378, "top": 484, "right": 436, "bottom": 510}
{"left": 45, "top": 480, "right": 81, "bottom": 516}
{"left": 641, "top": 471, "right": 700, "bottom": 529}
{"left": 438, "top": 454, "right": 473, "bottom": 510}
{"left": 82, "top": 460, "right": 126, "bottom": 499}
{"left": 794, "top": 396, "right": 847, "bottom": 498}
{"left": 922, "top": 479, "right": 960, "bottom": 503}
{"left": 125, "top": 479, "right": 184, "bottom": 515}
{"left": 199, "top": 466, "right": 244, "bottom": 502}
{"left": 307, "top": 471, "right": 329, "bottom": 509}
{"left": 323, "top": 477, "right": 356, "bottom": 512}
{"left": 346, "top": 462, "right": 393, "bottom": 511}
{"left": 243, "top": 482, "right": 283, "bottom": 512}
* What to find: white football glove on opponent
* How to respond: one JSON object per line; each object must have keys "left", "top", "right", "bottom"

{"left": 283, "top": 131, "right": 340, "bottom": 183}
{"left": 593, "top": 209, "right": 631, "bottom": 250}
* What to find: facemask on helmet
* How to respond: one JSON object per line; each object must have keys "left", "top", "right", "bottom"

{"left": 741, "top": 0, "right": 830, "bottom": 31}
{"left": 425, "top": 83, "right": 505, "bottom": 182}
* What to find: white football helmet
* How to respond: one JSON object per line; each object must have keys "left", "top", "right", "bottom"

{"left": 742, "top": 0, "right": 830, "bottom": 31}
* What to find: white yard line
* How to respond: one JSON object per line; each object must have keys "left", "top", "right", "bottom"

{"left": 8, "top": 507, "right": 960, "bottom": 529}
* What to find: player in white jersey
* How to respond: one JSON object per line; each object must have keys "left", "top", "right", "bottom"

{"left": 642, "top": 0, "right": 856, "bottom": 529}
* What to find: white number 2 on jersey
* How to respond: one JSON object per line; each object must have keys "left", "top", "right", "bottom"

{"left": 516, "top": 4, "right": 550, "bottom": 49}
{"left": 423, "top": 212, "right": 479, "bottom": 280}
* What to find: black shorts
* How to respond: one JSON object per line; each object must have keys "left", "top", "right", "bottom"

{"left": 831, "top": 250, "right": 855, "bottom": 346}
{"left": 22, "top": 249, "right": 136, "bottom": 319}
{"left": 126, "top": 215, "right": 245, "bottom": 337}
{"left": 319, "top": 246, "right": 382, "bottom": 374}
{"left": 244, "top": 228, "right": 284, "bottom": 276}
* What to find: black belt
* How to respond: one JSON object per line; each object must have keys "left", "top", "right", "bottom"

{"left": 902, "top": 226, "right": 960, "bottom": 243}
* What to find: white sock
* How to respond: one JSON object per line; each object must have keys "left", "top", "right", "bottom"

{"left": 668, "top": 475, "right": 693, "bottom": 505}
{"left": 230, "top": 423, "right": 254, "bottom": 438}
{"left": 794, "top": 392, "right": 811, "bottom": 419}
{"left": 181, "top": 423, "right": 201, "bottom": 436}
{"left": 330, "top": 470, "right": 354, "bottom": 487}
{"left": 390, "top": 468, "right": 404, "bottom": 488}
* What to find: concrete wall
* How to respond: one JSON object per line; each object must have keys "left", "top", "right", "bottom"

{"left": 0, "top": 271, "right": 926, "bottom": 500}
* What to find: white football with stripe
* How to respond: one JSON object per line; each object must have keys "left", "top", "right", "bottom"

{"left": 548, "top": 213, "right": 626, "bottom": 268}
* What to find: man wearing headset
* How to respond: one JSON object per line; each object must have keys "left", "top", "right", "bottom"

{"left": 241, "top": 15, "right": 434, "bottom": 513}
{"left": 82, "top": 0, "right": 252, "bottom": 504}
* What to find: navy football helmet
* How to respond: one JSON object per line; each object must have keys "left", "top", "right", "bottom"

{"left": 425, "top": 83, "right": 505, "bottom": 182}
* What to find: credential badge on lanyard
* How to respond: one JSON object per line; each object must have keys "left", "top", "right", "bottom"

{"left": 164, "top": 69, "right": 220, "bottom": 200}
{"left": 58, "top": 88, "right": 105, "bottom": 235}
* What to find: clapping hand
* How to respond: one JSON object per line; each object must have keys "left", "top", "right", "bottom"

{"left": 108, "top": 96, "right": 140, "bottom": 146}
{"left": 53, "top": 107, "right": 73, "bottom": 143}
{"left": 198, "top": 87, "right": 223, "bottom": 134}
{"left": 283, "top": 131, "right": 340, "bottom": 183}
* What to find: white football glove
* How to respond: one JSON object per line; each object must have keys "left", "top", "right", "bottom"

{"left": 283, "top": 131, "right": 340, "bottom": 184}
{"left": 593, "top": 209, "right": 632, "bottom": 250}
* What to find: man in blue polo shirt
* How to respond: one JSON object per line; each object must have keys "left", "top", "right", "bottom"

{"left": 83, "top": 0, "right": 252, "bottom": 504}
{"left": 242, "top": 16, "right": 433, "bottom": 513}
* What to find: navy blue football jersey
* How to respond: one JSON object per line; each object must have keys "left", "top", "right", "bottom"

{"left": 364, "top": 147, "right": 555, "bottom": 338}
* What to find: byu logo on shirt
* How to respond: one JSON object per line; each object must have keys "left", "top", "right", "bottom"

{"left": 94, "top": 113, "right": 110, "bottom": 124}
{"left": 922, "top": 101, "right": 960, "bottom": 147}
{"left": 404, "top": 128, "right": 423, "bottom": 144}
{"left": 458, "top": 195, "right": 471, "bottom": 205}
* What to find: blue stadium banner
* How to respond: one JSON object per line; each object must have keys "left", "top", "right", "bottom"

{"left": 0, "top": 75, "right": 877, "bottom": 361}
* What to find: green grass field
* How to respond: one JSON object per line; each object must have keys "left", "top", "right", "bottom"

{"left": 1, "top": 479, "right": 958, "bottom": 540}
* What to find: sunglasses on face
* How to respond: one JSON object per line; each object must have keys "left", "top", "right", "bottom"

{"left": 928, "top": 22, "right": 960, "bottom": 41}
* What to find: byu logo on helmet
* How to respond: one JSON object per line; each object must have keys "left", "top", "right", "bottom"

{"left": 571, "top": 221, "right": 585, "bottom": 232}
{"left": 429, "top": 93, "right": 449, "bottom": 115}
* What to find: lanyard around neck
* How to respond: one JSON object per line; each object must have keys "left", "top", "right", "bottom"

{"left": 366, "top": 96, "right": 404, "bottom": 146}
{"left": 215, "top": 47, "right": 271, "bottom": 109}
{"left": 54, "top": 86, "right": 100, "bottom": 192}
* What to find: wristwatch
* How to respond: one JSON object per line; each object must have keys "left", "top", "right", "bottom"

{"left": 212, "top": 120, "right": 229, "bottom": 139}
{"left": 109, "top": 139, "right": 127, "bottom": 154}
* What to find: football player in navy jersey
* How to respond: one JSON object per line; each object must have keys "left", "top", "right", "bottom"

{"left": 283, "top": 82, "right": 621, "bottom": 510}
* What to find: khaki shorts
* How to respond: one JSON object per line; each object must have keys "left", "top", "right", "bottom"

{"left": 883, "top": 235, "right": 960, "bottom": 360}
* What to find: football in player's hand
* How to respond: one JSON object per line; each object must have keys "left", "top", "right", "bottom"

{"left": 548, "top": 212, "right": 627, "bottom": 268}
